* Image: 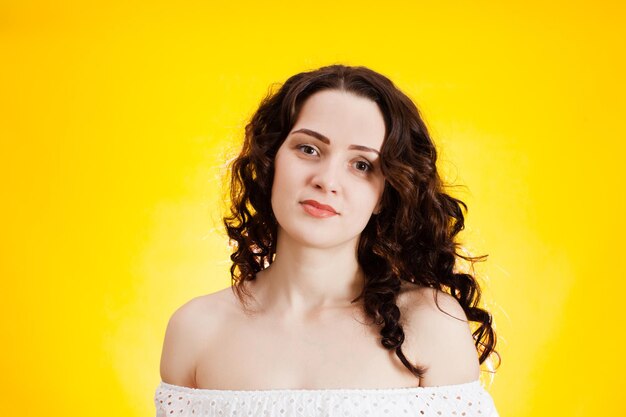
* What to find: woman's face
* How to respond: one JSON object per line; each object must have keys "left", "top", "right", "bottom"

{"left": 271, "top": 89, "right": 386, "bottom": 249}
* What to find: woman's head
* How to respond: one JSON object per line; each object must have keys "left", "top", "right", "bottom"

{"left": 226, "top": 64, "right": 441, "bottom": 257}
{"left": 223, "top": 64, "right": 499, "bottom": 378}
{"left": 271, "top": 89, "right": 386, "bottom": 249}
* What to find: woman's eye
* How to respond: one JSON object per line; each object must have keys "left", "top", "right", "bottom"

{"left": 356, "top": 161, "right": 372, "bottom": 172}
{"left": 297, "top": 144, "right": 318, "bottom": 156}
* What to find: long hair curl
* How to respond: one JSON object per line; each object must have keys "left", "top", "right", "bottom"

{"left": 222, "top": 64, "right": 500, "bottom": 380}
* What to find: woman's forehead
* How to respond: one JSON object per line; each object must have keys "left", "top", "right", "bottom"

{"left": 292, "top": 90, "right": 386, "bottom": 148}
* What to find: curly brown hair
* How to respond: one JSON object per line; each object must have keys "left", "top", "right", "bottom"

{"left": 222, "top": 64, "right": 500, "bottom": 380}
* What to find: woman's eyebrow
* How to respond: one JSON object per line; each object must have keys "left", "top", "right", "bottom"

{"left": 291, "top": 128, "right": 380, "bottom": 156}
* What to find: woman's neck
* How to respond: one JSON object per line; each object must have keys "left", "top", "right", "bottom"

{"left": 248, "top": 235, "right": 366, "bottom": 318}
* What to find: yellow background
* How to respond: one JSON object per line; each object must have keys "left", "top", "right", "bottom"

{"left": 1, "top": 1, "right": 624, "bottom": 416}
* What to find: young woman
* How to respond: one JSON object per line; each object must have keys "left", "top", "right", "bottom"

{"left": 155, "top": 64, "right": 500, "bottom": 416}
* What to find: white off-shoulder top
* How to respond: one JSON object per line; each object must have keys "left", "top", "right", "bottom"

{"left": 154, "top": 379, "right": 499, "bottom": 417}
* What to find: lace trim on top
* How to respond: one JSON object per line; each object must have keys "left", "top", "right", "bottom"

{"left": 154, "top": 379, "right": 499, "bottom": 417}
{"left": 159, "top": 379, "right": 480, "bottom": 395}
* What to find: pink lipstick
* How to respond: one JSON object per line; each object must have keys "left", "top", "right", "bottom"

{"left": 300, "top": 200, "right": 338, "bottom": 218}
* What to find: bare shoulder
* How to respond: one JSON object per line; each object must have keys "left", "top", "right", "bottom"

{"left": 159, "top": 288, "right": 233, "bottom": 387}
{"left": 398, "top": 283, "right": 480, "bottom": 386}
{"left": 398, "top": 284, "right": 467, "bottom": 319}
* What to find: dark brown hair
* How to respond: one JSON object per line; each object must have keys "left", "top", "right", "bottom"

{"left": 222, "top": 64, "right": 500, "bottom": 380}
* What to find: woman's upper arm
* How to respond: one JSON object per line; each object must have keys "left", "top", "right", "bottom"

{"left": 159, "top": 296, "right": 216, "bottom": 388}
{"left": 400, "top": 286, "right": 480, "bottom": 387}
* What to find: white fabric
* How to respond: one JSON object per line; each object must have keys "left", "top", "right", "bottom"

{"left": 154, "top": 379, "right": 499, "bottom": 417}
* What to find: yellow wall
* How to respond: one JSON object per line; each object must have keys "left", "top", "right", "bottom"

{"left": 1, "top": 1, "right": 623, "bottom": 415}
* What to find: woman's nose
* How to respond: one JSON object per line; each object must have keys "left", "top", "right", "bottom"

{"left": 310, "top": 158, "right": 342, "bottom": 193}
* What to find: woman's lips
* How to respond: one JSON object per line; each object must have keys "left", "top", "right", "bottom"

{"left": 300, "top": 201, "right": 338, "bottom": 218}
